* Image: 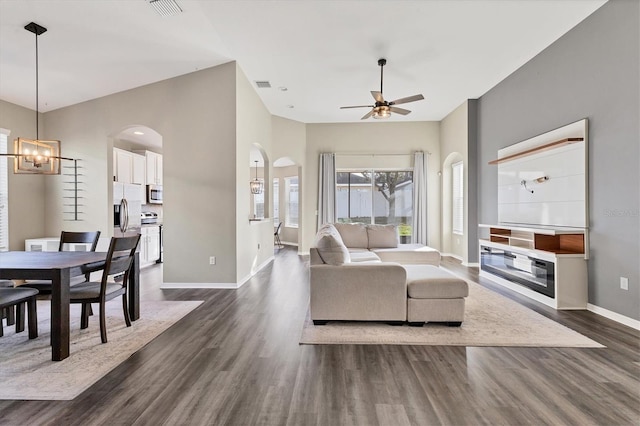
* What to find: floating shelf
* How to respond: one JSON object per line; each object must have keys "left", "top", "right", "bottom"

{"left": 488, "top": 137, "right": 584, "bottom": 165}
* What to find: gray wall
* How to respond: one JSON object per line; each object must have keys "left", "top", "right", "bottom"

{"left": 477, "top": 0, "right": 639, "bottom": 320}
{"left": 0, "top": 100, "right": 46, "bottom": 249}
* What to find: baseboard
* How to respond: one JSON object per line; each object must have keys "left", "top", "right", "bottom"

{"left": 280, "top": 241, "right": 299, "bottom": 247}
{"left": 237, "top": 256, "right": 275, "bottom": 287}
{"left": 161, "top": 256, "right": 275, "bottom": 290}
{"left": 463, "top": 262, "right": 480, "bottom": 267}
{"left": 440, "top": 253, "right": 462, "bottom": 261}
{"left": 587, "top": 304, "right": 640, "bottom": 330}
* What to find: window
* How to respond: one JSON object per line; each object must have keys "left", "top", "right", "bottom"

{"left": 452, "top": 161, "right": 464, "bottom": 235}
{"left": 336, "top": 170, "right": 413, "bottom": 242}
{"left": 0, "top": 130, "right": 8, "bottom": 251}
{"left": 285, "top": 176, "right": 298, "bottom": 227}
{"left": 273, "top": 178, "right": 279, "bottom": 224}
{"left": 253, "top": 179, "right": 264, "bottom": 219}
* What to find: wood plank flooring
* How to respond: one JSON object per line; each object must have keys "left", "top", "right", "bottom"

{"left": 0, "top": 248, "right": 638, "bottom": 425}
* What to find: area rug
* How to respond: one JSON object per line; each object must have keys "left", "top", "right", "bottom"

{"left": 0, "top": 300, "right": 203, "bottom": 400}
{"left": 300, "top": 273, "right": 604, "bottom": 348}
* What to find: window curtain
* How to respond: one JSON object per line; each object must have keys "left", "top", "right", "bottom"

{"left": 412, "top": 151, "right": 428, "bottom": 244}
{"left": 317, "top": 153, "right": 336, "bottom": 229}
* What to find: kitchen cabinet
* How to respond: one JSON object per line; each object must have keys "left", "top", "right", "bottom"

{"left": 140, "top": 226, "right": 161, "bottom": 267}
{"left": 114, "top": 148, "right": 145, "bottom": 185}
{"left": 145, "top": 151, "right": 163, "bottom": 185}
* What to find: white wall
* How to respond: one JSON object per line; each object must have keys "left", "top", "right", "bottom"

{"left": 302, "top": 121, "right": 440, "bottom": 254}
{"left": 440, "top": 101, "right": 468, "bottom": 261}
{"left": 235, "top": 64, "right": 274, "bottom": 283}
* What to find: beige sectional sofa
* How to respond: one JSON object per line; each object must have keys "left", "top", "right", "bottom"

{"left": 332, "top": 222, "right": 441, "bottom": 266}
{"left": 310, "top": 223, "right": 468, "bottom": 326}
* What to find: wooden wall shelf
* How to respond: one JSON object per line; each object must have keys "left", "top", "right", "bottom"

{"left": 488, "top": 137, "right": 584, "bottom": 165}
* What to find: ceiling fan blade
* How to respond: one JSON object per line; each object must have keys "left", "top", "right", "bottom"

{"left": 390, "top": 106, "right": 411, "bottom": 115}
{"left": 361, "top": 109, "right": 375, "bottom": 120}
{"left": 340, "top": 105, "right": 374, "bottom": 109}
{"left": 389, "top": 94, "right": 424, "bottom": 105}
{"left": 371, "top": 91, "right": 385, "bottom": 103}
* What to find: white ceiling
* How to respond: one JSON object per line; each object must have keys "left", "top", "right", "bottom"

{"left": 0, "top": 0, "right": 607, "bottom": 124}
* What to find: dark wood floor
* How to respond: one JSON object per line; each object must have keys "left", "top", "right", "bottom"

{"left": 1, "top": 247, "right": 638, "bottom": 425}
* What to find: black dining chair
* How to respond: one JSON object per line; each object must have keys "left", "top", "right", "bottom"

{"left": 68, "top": 235, "right": 140, "bottom": 343}
{"left": 25, "top": 231, "right": 102, "bottom": 294}
{"left": 0, "top": 280, "right": 16, "bottom": 327}
{"left": 0, "top": 287, "right": 38, "bottom": 339}
{"left": 274, "top": 222, "right": 284, "bottom": 249}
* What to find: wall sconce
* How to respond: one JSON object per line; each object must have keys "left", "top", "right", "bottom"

{"left": 250, "top": 160, "right": 263, "bottom": 194}
{"left": 520, "top": 175, "right": 549, "bottom": 194}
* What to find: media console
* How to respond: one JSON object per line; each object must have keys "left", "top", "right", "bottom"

{"left": 479, "top": 224, "right": 588, "bottom": 310}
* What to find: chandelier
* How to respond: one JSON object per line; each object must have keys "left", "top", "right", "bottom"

{"left": 250, "top": 160, "right": 263, "bottom": 194}
{"left": 14, "top": 22, "right": 61, "bottom": 174}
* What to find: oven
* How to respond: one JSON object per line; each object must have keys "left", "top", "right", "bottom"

{"left": 480, "top": 245, "right": 555, "bottom": 298}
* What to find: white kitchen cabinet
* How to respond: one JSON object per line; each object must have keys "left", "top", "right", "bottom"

{"left": 114, "top": 148, "right": 146, "bottom": 185}
{"left": 140, "top": 226, "right": 161, "bottom": 267}
{"left": 145, "top": 151, "right": 163, "bottom": 185}
{"left": 132, "top": 154, "right": 146, "bottom": 185}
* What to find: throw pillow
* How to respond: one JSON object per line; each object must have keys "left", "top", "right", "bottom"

{"left": 366, "top": 224, "right": 399, "bottom": 248}
{"left": 333, "top": 222, "right": 368, "bottom": 248}
{"left": 314, "top": 224, "right": 351, "bottom": 265}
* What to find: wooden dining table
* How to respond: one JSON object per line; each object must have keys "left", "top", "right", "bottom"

{"left": 0, "top": 251, "right": 140, "bottom": 361}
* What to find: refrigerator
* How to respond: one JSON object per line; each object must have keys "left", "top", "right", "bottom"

{"left": 113, "top": 182, "right": 142, "bottom": 236}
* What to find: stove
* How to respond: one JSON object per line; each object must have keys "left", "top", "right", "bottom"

{"left": 141, "top": 211, "right": 158, "bottom": 224}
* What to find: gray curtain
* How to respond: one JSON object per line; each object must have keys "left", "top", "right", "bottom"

{"left": 412, "top": 151, "right": 428, "bottom": 245}
{"left": 317, "top": 153, "right": 336, "bottom": 229}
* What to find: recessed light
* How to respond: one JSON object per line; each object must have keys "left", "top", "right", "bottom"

{"left": 133, "top": 131, "right": 145, "bottom": 135}
{"left": 279, "top": 87, "right": 288, "bottom": 92}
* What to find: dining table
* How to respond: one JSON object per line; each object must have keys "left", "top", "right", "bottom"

{"left": 0, "top": 250, "right": 140, "bottom": 361}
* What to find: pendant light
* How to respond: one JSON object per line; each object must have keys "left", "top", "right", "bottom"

{"left": 250, "top": 160, "right": 263, "bottom": 194}
{"left": 14, "top": 21, "right": 61, "bottom": 175}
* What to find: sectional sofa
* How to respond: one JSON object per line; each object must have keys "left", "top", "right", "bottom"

{"left": 309, "top": 223, "right": 468, "bottom": 326}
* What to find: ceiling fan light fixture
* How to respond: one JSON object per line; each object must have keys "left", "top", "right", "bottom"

{"left": 373, "top": 106, "right": 390, "bottom": 119}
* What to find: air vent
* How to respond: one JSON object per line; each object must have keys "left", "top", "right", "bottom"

{"left": 149, "top": 0, "right": 183, "bottom": 17}
{"left": 255, "top": 81, "right": 271, "bottom": 89}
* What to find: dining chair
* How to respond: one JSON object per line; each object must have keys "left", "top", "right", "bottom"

{"left": 274, "top": 222, "right": 284, "bottom": 249}
{"left": 0, "top": 287, "right": 38, "bottom": 339}
{"left": 26, "top": 230, "right": 101, "bottom": 294}
{"left": 69, "top": 235, "right": 140, "bottom": 343}
{"left": 1, "top": 280, "right": 17, "bottom": 328}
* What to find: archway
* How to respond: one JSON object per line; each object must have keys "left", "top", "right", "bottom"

{"left": 273, "top": 156, "right": 301, "bottom": 248}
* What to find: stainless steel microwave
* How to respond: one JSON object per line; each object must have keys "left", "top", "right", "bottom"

{"left": 147, "top": 184, "right": 163, "bottom": 204}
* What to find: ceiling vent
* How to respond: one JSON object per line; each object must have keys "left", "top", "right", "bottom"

{"left": 255, "top": 81, "right": 271, "bottom": 89}
{"left": 149, "top": 0, "right": 183, "bottom": 17}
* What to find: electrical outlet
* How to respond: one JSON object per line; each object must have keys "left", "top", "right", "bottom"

{"left": 620, "top": 277, "right": 629, "bottom": 290}
{"left": 209, "top": 256, "right": 216, "bottom": 265}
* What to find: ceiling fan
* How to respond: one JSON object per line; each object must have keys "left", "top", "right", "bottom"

{"left": 340, "top": 58, "right": 424, "bottom": 120}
